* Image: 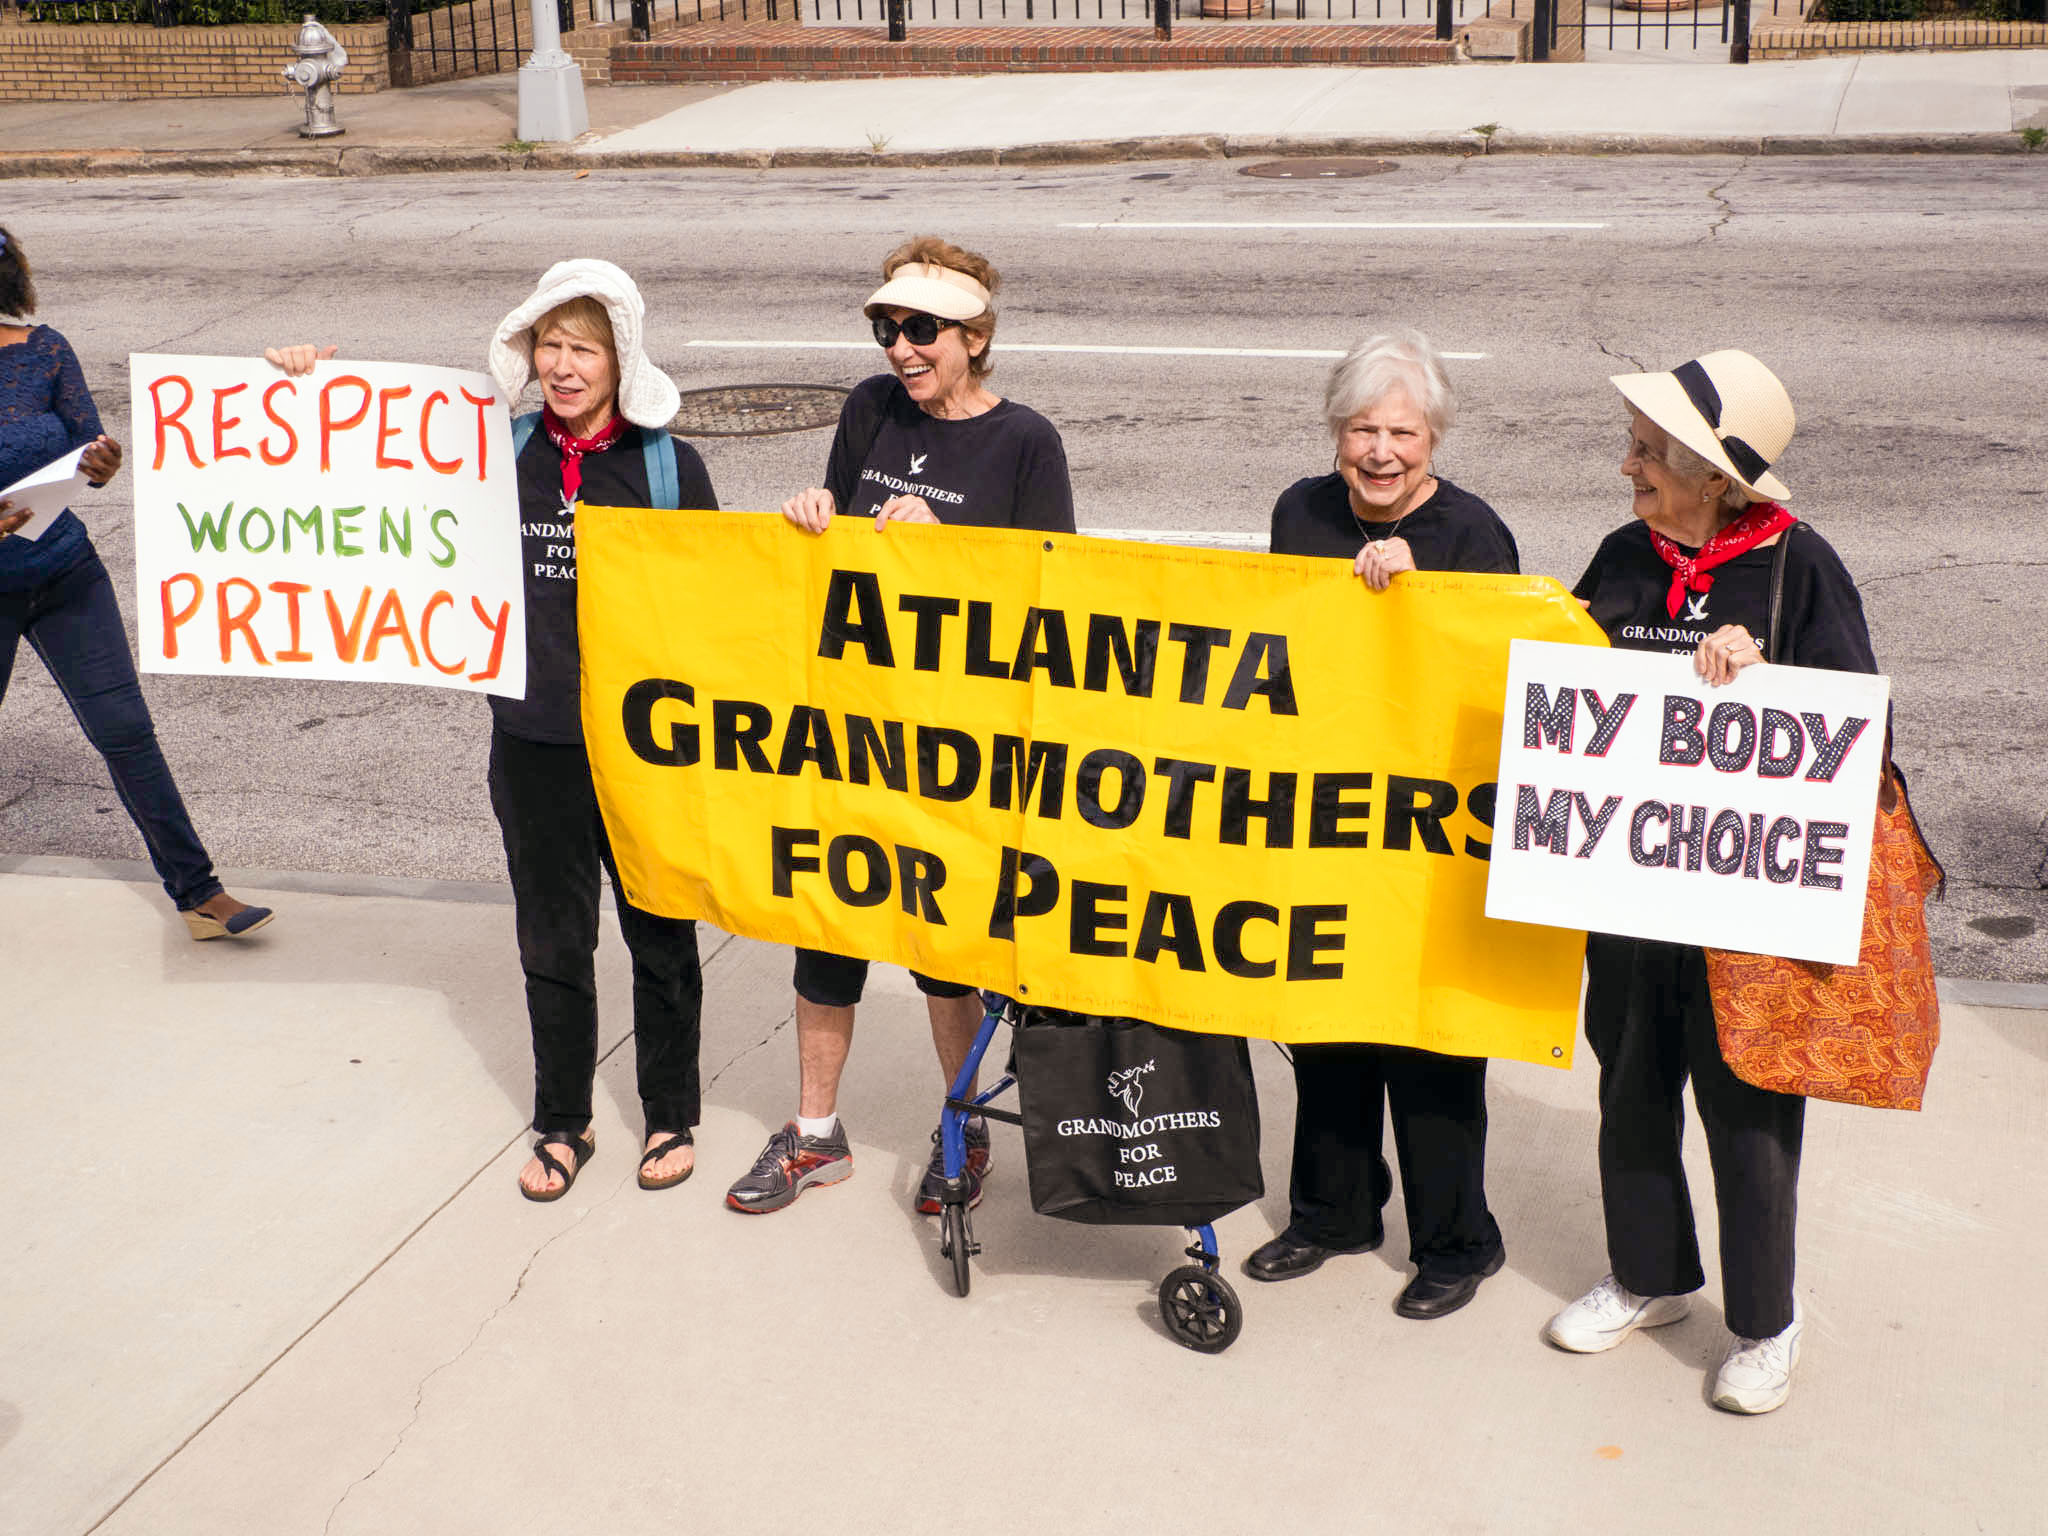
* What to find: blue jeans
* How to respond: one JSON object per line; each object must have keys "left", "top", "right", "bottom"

{"left": 0, "top": 548, "right": 224, "bottom": 911}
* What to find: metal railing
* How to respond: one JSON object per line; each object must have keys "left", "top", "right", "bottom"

{"left": 388, "top": 0, "right": 525, "bottom": 72}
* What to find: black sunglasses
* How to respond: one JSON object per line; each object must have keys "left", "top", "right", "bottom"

{"left": 871, "top": 312, "right": 961, "bottom": 349}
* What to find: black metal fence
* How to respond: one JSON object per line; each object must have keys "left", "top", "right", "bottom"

{"left": 18, "top": 0, "right": 381, "bottom": 21}
{"left": 387, "top": 0, "right": 525, "bottom": 74}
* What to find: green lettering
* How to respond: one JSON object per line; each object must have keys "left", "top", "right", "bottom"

{"left": 378, "top": 507, "right": 412, "bottom": 558}
{"left": 237, "top": 505, "right": 276, "bottom": 554}
{"left": 332, "top": 505, "right": 365, "bottom": 558}
{"left": 176, "top": 501, "right": 232, "bottom": 553}
{"left": 429, "top": 508, "right": 458, "bottom": 569}
{"left": 283, "top": 505, "right": 323, "bottom": 555}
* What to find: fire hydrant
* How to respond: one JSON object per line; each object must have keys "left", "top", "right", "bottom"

{"left": 282, "top": 15, "right": 347, "bottom": 139}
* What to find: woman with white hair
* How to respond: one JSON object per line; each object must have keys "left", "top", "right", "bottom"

{"left": 268, "top": 260, "right": 718, "bottom": 1203}
{"left": 1244, "top": 329, "right": 1519, "bottom": 1321}
{"left": 1547, "top": 349, "right": 1887, "bottom": 1414}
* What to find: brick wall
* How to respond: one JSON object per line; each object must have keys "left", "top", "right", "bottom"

{"left": 399, "top": 0, "right": 528, "bottom": 85}
{"left": 0, "top": 17, "right": 392, "bottom": 101}
{"left": 1751, "top": 17, "right": 2048, "bottom": 54}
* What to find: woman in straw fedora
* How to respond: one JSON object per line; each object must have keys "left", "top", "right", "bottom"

{"left": 1544, "top": 349, "right": 1882, "bottom": 1414}
{"left": 268, "top": 259, "right": 719, "bottom": 1203}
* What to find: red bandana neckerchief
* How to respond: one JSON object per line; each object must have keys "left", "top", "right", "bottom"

{"left": 541, "top": 408, "right": 627, "bottom": 507}
{"left": 1647, "top": 501, "right": 1795, "bottom": 619}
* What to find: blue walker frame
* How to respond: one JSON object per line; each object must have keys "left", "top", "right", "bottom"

{"left": 932, "top": 994, "right": 1243, "bottom": 1353}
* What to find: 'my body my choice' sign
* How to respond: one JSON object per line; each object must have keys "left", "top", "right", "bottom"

{"left": 130, "top": 354, "right": 525, "bottom": 697}
{"left": 1486, "top": 638, "right": 1889, "bottom": 965}
{"left": 578, "top": 508, "right": 1607, "bottom": 1065}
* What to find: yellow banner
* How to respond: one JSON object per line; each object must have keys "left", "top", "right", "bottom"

{"left": 578, "top": 507, "right": 1607, "bottom": 1066}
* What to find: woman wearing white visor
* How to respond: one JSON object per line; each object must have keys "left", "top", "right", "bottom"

{"left": 730, "top": 236, "right": 1075, "bottom": 1218}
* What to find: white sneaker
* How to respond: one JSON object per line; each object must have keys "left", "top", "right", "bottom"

{"left": 1545, "top": 1274, "right": 1692, "bottom": 1354}
{"left": 1713, "top": 1308, "right": 1805, "bottom": 1415}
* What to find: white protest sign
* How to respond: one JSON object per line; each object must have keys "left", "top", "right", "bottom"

{"left": 130, "top": 354, "right": 525, "bottom": 698}
{"left": 1485, "top": 639, "right": 1889, "bottom": 965}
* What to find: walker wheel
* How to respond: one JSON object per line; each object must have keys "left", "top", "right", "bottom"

{"left": 940, "top": 1202, "right": 973, "bottom": 1298}
{"left": 1159, "top": 1264, "right": 1242, "bottom": 1353}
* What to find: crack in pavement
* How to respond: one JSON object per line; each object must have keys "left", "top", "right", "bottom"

{"left": 1595, "top": 338, "right": 1651, "bottom": 374}
{"left": 1857, "top": 557, "right": 2048, "bottom": 587}
{"left": 1702, "top": 157, "right": 1750, "bottom": 242}
{"left": 705, "top": 1005, "right": 796, "bottom": 1093}
{"left": 319, "top": 1185, "right": 621, "bottom": 1536}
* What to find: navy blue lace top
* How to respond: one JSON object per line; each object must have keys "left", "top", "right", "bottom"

{"left": 0, "top": 325, "right": 101, "bottom": 594}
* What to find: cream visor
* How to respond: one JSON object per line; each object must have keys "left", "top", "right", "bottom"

{"left": 862, "top": 261, "right": 992, "bottom": 322}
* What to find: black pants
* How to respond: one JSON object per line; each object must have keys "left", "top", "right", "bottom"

{"left": 488, "top": 727, "right": 703, "bottom": 1136}
{"left": 1288, "top": 1042, "right": 1504, "bottom": 1277}
{"left": 0, "top": 550, "right": 224, "bottom": 910}
{"left": 1584, "top": 934, "right": 1804, "bottom": 1339}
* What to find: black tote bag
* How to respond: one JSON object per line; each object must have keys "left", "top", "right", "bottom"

{"left": 1012, "top": 1009, "right": 1263, "bottom": 1227}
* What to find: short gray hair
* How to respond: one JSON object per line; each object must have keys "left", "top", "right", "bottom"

{"left": 1323, "top": 329, "right": 1456, "bottom": 444}
{"left": 1662, "top": 433, "right": 1758, "bottom": 515}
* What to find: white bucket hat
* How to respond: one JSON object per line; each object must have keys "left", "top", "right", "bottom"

{"left": 487, "top": 258, "right": 680, "bottom": 430}
{"left": 1612, "top": 348, "right": 1795, "bottom": 502}
{"left": 862, "top": 260, "right": 992, "bottom": 322}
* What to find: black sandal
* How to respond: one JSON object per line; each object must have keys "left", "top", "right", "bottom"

{"left": 521, "top": 1130, "right": 595, "bottom": 1203}
{"left": 638, "top": 1129, "right": 695, "bottom": 1191}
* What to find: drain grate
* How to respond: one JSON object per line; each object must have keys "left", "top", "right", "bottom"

{"left": 670, "top": 383, "right": 851, "bottom": 438}
{"left": 1239, "top": 157, "right": 1398, "bottom": 180}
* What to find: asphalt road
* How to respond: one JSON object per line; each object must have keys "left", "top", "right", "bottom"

{"left": 3, "top": 155, "right": 2043, "bottom": 979}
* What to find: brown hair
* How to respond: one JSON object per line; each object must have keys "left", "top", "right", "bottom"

{"left": 0, "top": 226, "right": 36, "bottom": 319}
{"left": 881, "top": 235, "right": 999, "bottom": 378}
{"left": 531, "top": 295, "right": 614, "bottom": 358}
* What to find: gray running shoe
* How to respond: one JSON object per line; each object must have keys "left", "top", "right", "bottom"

{"left": 725, "top": 1121, "right": 854, "bottom": 1214}
{"left": 916, "top": 1116, "right": 990, "bottom": 1214}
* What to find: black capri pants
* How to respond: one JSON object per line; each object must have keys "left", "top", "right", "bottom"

{"left": 794, "top": 946, "right": 974, "bottom": 1008}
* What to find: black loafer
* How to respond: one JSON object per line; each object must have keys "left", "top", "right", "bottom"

{"left": 1394, "top": 1249, "right": 1506, "bottom": 1320}
{"left": 1243, "top": 1228, "right": 1382, "bottom": 1283}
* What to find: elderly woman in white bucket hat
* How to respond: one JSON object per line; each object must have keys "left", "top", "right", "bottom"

{"left": 1548, "top": 349, "right": 1882, "bottom": 1414}
{"left": 267, "top": 259, "right": 719, "bottom": 1203}
{"left": 729, "top": 235, "right": 1075, "bottom": 1219}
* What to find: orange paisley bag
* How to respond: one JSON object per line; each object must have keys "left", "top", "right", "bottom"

{"left": 1705, "top": 768, "right": 1943, "bottom": 1110}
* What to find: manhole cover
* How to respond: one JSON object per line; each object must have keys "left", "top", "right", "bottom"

{"left": 1239, "top": 157, "right": 1398, "bottom": 180}
{"left": 670, "top": 383, "right": 850, "bottom": 437}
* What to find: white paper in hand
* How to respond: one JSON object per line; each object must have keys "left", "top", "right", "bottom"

{"left": 0, "top": 444, "right": 91, "bottom": 542}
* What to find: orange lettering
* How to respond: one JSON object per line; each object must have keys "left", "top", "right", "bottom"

{"left": 160, "top": 574, "right": 203, "bottom": 659}
{"left": 150, "top": 375, "right": 201, "bottom": 471}
{"left": 363, "top": 590, "right": 420, "bottom": 667}
{"left": 212, "top": 383, "right": 250, "bottom": 462}
{"left": 216, "top": 578, "right": 267, "bottom": 666}
{"left": 419, "top": 591, "right": 465, "bottom": 674}
{"left": 324, "top": 587, "right": 374, "bottom": 662}
{"left": 419, "top": 390, "right": 462, "bottom": 476}
{"left": 260, "top": 379, "right": 299, "bottom": 466}
{"left": 461, "top": 388, "right": 497, "bottom": 482}
{"left": 467, "top": 597, "right": 511, "bottom": 682}
{"left": 375, "top": 385, "right": 414, "bottom": 470}
{"left": 268, "top": 581, "right": 313, "bottom": 661}
{"left": 319, "top": 375, "right": 373, "bottom": 472}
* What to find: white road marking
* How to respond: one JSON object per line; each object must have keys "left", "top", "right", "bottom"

{"left": 1081, "top": 528, "right": 1268, "bottom": 549}
{"left": 685, "top": 340, "right": 1485, "bottom": 360}
{"left": 1059, "top": 220, "right": 1608, "bottom": 231}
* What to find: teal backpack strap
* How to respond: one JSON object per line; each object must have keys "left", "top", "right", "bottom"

{"left": 643, "top": 428, "right": 681, "bottom": 511}
{"left": 511, "top": 410, "right": 540, "bottom": 459}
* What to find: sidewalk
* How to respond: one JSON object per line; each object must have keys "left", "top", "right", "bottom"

{"left": 4, "top": 860, "right": 2045, "bottom": 1535}
{"left": 2, "top": 50, "right": 2046, "bottom": 175}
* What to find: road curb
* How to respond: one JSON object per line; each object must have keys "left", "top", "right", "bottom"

{"left": 1, "top": 131, "right": 2039, "bottom": 178}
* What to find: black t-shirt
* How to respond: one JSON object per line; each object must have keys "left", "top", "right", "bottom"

{"left": 823, "top": 374, "right": 1075, "bottom": 533}
{"left": 1572, "top": 519, "right": 1877, "bottom": 674}
{"left": 491, "top": 425, "right": 719, "bottom": 745}
{"left": 1267, "top": 472, "right": 1520, "bottom": 575}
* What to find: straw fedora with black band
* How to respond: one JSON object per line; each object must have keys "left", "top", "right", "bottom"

{"left": 1612, "top": 349, "right": 1795, "bottom": 504}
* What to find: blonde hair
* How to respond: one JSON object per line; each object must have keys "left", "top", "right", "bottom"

{"left": 532, "top": 295, "right": 615, "bottom": 358}
{"left": 881, "top": 234, "right": 1000, "bottom": 378}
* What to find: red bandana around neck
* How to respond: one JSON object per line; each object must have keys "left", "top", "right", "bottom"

{"left": 1647, "top": 501, "right": 1795, "bottom": 619}
{"left": 542, "top": 408, "right": 627, "bottom": 507}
